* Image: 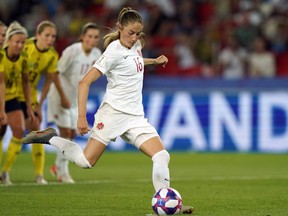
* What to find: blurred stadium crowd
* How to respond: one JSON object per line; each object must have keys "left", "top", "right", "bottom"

{"left": 0, "top": 0, "right": 288, "bottom": 78}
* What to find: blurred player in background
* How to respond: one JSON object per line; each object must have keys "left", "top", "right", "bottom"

{"left": 23, "top": 7, "right": 193, "bottom": 213}
{"left": 0, "top": 20, "right": 7, "bottom": 181}
{"left": 16, "top": 20, "right": 64, "bottom": 184}
{"left": 47, "top": 22, "right": 102, "bottom": 183}
{"left": 0, "top": 21, "right": 35, "bottom": 185}
{"left": 0, "top": 21, "right": 7, "bottom": 48}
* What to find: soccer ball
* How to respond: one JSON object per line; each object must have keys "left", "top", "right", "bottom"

{"left": 151, "top": 187, "right": 182, "bottom": 215}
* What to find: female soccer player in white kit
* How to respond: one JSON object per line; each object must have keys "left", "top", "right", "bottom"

{"left": 47, "top": 22, "right": 102, "bottom": 183}
{"left": 24, "top": 7, "right": 193, "bottom": 214}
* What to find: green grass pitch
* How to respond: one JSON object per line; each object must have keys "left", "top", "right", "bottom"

{"left": 0, "top": 151, "right": 287, "bottom": 215}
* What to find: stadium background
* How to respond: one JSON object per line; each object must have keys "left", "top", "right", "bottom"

{"left": 1, "top": 0, "right": 288, "bottom": 153}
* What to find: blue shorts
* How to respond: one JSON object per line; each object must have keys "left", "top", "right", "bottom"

{"left": 5, "top": 98, "right": 21, "bottom": 113}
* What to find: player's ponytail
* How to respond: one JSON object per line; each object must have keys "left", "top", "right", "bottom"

{"left": 103, "top": 31, "right": 120, "bottom": 49}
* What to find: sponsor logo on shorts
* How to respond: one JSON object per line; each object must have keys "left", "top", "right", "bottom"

{"left": 96, "top": 122, "right": 104, "bottom": 130}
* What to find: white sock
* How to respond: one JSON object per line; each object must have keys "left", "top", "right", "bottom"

{"left": 49, "top": 136, "right": 92, "bottom": 169}
{"left": 55, "top": 151, "right": 69, "bottom": 176}
{"left": 152, "top": 150, "right": 170, "bottom": 192}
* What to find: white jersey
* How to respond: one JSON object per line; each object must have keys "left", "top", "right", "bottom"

{"left": 49, "top": 42, "right": 102, "bottom": 106}
{"left": 93, "top": 39, "right": 144, "bottom": 115}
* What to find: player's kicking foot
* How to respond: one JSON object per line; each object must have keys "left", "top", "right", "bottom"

{"left": 23, "top": 127, "right": 57, "bottom": 144}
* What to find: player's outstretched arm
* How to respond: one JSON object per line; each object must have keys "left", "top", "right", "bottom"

{"left": 144, "top": 55, "right": 168, "bottom": 67}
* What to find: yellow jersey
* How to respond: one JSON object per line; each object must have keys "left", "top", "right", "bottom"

{"left": 18, "top": 38, "right": 58, "bottom": 104}
{"left": 0, "top": 48, "right": 29, "bottom": 101}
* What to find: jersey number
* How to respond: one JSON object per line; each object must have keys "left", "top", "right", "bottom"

{"left": 133, "top": 57, "right": 143, "bottom": 73}
{"left": 29, "top": 71, "right": 38, "bottom": 83}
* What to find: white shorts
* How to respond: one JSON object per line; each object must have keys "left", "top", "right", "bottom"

{"left": 47, "top": 96, "right": 77, "bottom": 129}
{"left": 90, "top": 103, "right": 159, "bottom": 149}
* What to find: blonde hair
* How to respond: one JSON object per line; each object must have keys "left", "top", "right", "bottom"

{"left": 3, "top": 21, "right": 28, "bottom": 48}
{"left": 36, "top": 20, "right": 56, "bottom": 34}
{"left": 103, "top": 7, "right": 144, "bottom": 49}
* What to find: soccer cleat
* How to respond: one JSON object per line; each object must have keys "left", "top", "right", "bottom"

{"left": 180, "top": 205, "right": 194, "bottom": 214}
{"left": 58, "top": 174, "right": 75, "bottom": 184}
{"left": 50, "top": 164, "right": 75, "bottom": 184}
{"left": 1, "top": 172, "right": 12, "bottom": 185}
{"left": 50, "top": 164, "right": 57, "bottom": 177}
{"left": 23, "top": 127, "right": 58, "bottom": 144}
{"left": 35, "top": 175, "right": 48, "bottom": 185}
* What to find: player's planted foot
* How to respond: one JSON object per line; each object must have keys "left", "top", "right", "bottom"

{"left": 23, "top": 127, "right": 57, "bottom": 144}
{"left": 180, "top": 206, "right": 194, "bottom": 214}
